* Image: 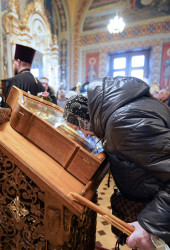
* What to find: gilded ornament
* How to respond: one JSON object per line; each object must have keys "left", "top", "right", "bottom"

{"left": 23, "top": 0, "right": 44, "bottom": 25}
{"left": 7, "top": 196, "right": 29, "bottom": 222}
{"left": 23, "top": 2, "right": 36, "bottom": 25}
{"left": 10, "top": 0, "right": 15, "bottom": 11}
{"left": 10, "top": 0, "right": 20, "bottom": 15}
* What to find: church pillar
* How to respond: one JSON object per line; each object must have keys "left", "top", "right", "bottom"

{"left": 6, "top": 34, "right": 13, "bottom": 77}
{"left": 51, "top": 35, "right": 59, "bottom": 92}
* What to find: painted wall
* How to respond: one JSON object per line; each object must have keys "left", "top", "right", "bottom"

{"left": 160, "top": 42, "right": 170, "bottom": 89}
{"left": 1, "top": 0, "right": 170, "bottom": 90}
{"left": 73, "top": 0, "right": 170, "bottom": 90}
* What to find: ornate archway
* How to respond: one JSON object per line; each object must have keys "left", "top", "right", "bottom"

{"left": 2, "top": 0, "right": 59, "bottom": 91}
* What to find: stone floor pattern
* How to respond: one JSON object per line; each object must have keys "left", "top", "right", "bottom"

{"left": 95, "top": 172, "right": 130, "bottom": 250}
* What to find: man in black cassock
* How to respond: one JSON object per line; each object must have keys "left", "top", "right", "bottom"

{"left": 4, "top": 44, "right": 44, "bottom": 101}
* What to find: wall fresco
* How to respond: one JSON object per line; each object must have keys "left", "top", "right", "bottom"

{"left": 86, "top": 53, "right": 99, "bottom": 82}
{"left": 1, "top": 0, "right": 10, "bottom": 12}
{"left": 44, "top": 0, "right": 67, "bottom": 35}
{"left": 26, "top": 0, "right": 34, "bottom": 4}
{"left": 60, "top": 39, "right": 68, "bottom": 84}
{"left": 160, "top": 42, "right": 170, "bottom": 90}
{"left": 84, "top": 0, "right": 170, "bottom": 31}
{"left": 73, "top": 0, "right": 89, "bottom": 85}
{"left": 81, "top": 19, "right": 170, "bottom": 46}
{"left": 56, "top": 0, "right": 67, "bottom": 32}
{"left": 44, "top": 0, "right": 56, "bottom": 35}
{"left": 89, "top": 0, "right": 116, "bottom": 9}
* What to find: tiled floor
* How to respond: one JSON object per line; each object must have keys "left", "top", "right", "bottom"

{"left": 95, "top": 172, "right": 130, "bottom": 250}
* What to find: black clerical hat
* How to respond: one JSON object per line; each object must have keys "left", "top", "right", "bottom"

{"left": 14, "top": 44, "right": 36, "bottom": 64}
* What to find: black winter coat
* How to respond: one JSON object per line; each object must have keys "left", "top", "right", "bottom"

{"left": 5, "top": 69, "right": 44, "bottom": 100}
{"left": 87, "top": 76, "right": 170, "bottom": 243}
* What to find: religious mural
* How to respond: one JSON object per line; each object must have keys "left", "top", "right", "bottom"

{"left": 56, "top": 0, "right": 67, "bottom": 32}
{"left": 86, "top": 53, "right": 99, "bottom": 83}
{"left": 60, "top": 39, "right": 68, "bottom": 84}
{"left": 44, "top": 0, "right": 56, "bottom": 35}
{"left": 83, "top": 0, "right": 170, "bottom": 31}
{"left": 160, "top": 42, "right": 170, "bottom": 90}
{"left": 44, "top": 0, "right": 67, "bottom": 35}
{"left": 26, "top": 0, "right": 34, "bottom": 4}
{"left": 1, "top": 0, "right": 10, "bottom": 11}
{"left": 90, "top": 0, "right": 119, "bottom": 9}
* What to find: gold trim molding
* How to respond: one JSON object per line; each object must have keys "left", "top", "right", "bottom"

{"left": 23, "top": 0, "right": 51, "bottom": 34}
{"left": 23, "top": 0, "right": 44, "bottom": 24}
{"left": 23, "top": 2, "right": 37, "bottom": 25}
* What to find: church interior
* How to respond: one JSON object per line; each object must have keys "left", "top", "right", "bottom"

{"left": 0, "top": 0, "right": 169, "bottom": 249}
{"left": 1, "top": 0, "right": 170, "bottom": 93}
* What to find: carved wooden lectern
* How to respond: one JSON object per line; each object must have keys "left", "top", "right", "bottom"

{"left": 0, "top": 86, "right": 109, "bottom": 249}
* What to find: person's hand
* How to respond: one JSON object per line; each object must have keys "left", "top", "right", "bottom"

{"left": 126, "top": 221, "right": 155, "bottom": 250}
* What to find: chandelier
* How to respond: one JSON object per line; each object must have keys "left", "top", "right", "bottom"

{"left": 107, "top": 13, "right": 125, "bottom": 34}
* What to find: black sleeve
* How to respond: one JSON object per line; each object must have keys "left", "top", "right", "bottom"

{"left": 37, "top": 83, "right": 45, "bottom": 93}
{"left": 138, "top": 183, "right": 170, "bottom": 243}
{"left": 51, "top": 95, "right": 57, "bottom": 104}
{"left": 5, "top": 78, "right": 22, "bottom": 100}
{"left": 5, "top": 80, "right": 13, "bottom": 101}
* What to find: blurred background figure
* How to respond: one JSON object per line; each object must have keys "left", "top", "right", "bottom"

{"left": 152, "top": 90, "right": 160, "bottom": 99}
{"left": 75, "top": 82, "right": 81, "bottom": 94}
{"left": 57, "top": 90, "right": 77, "bottom": 109}
{"left": 65, "top": 90, "right": 77, "bottom": 101}
{"left": 157, "top": 89, "right": 170, "bottom": 104}
{"left": 40, "top": 77, "right": 57, "bottom": 104}
{"left": 71, "top": 81, "right": 89, "bottom": 95}
{"left": 56, "top": 82, "right": 66, "bottom": 108}
{"left": 71, "top": 82, "right": 81, "bottom": 93}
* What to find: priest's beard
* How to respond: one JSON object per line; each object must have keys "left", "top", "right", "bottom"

{"left": 13, "top": 64, "right": 18, "bottom": 76}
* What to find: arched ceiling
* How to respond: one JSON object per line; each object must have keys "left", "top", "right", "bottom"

{"left": 83, "top": 0, "right": 170, "bottom": 32}
{"left": 44, "top": 0, "right": 67, "bottom": 36}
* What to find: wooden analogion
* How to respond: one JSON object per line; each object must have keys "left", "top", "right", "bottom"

{"left": 0, "top": 86, "right": 109, "bottom": 249}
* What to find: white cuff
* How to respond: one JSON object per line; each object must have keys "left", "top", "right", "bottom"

{"left": 151, "top": 235, "right": 170, "bottom": 250}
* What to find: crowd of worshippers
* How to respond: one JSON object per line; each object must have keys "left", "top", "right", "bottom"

{"left": 4, "top": 43, "right": 169, "bottom": 108}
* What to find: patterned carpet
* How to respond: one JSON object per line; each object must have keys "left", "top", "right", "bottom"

{"left": 95, "top": 172, "right": 130, "bottom": 250}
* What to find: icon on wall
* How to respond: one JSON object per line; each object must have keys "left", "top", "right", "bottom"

{"left": 86, "top": 53, "right": 99, "bottom": 83}
{"left": 160, "top": 43, "right": 170, "bottom": 90}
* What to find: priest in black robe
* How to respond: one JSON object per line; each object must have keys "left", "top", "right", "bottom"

{"left": 4, "top": 44, "right": 44, "bottom": 101}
